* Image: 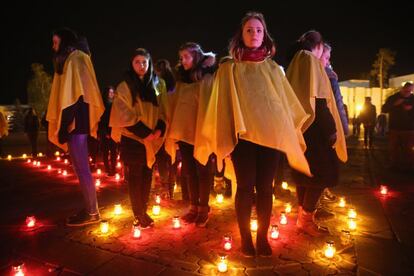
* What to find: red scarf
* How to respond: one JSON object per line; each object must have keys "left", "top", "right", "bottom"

{"left": 241, "top": 47, "right": 268, "bottom": 62}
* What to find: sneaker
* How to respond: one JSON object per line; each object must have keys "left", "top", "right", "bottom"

{"left": 66, "top": 210, "right": 100, "bottom": 226}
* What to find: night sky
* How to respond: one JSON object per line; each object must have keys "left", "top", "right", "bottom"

{"left": 1, "top": 1, "right": 412, "bottom": 104}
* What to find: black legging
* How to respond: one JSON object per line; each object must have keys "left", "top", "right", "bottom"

{"left": 178, "top": 141, "right": 212, "bottom": 207}
{"left": 231, "top": 140, "right": 280, "bottom": 240}
{"left": 296, "top": 186, "right": 324, "bottom": 212}
{"left": 101, "top": 136, "right": 118, "bottom": 173}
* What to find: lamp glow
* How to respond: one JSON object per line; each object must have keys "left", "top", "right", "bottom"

{"left": 55, "top": 151, "right": 60, "bottom": 156}
{"left": 116, "top": 162, "right": 122, "bottom": 168}
{"left": 324, "top": 241, "right": 336, "bottom": 258}
{"left": 11, "top": 262, "right": 25, "bottom": 276}
{"left": 64, "top": 159, "right": 68, "bottom": 164}
{"left": 281, "top": 181, "right": 289, "bottom": 190}
{"left": 285, "top": 203, "right": 292, "bottom": 213}
{"left": 338, "top": 197, "right": 346, "bottom": 208}
{"left": 250, "top": 218, "right": 258, "bottom": 231}
{"left": 152, "top": 204, "right": 161, "bottom": 216}
{"left": 56, "top": 156, "right": 61, "bottom": 161}
{"left": 348, "top": 218, "right": 357, "bottom": 230}
{"left": 380, "top": 185, "right": 388, "bottom": 195}
{"left": 348, "top": 208, "right": 357, "bottom": 219}
{"left": 155, "top": 194, "right": 161, "bottom": 204}
{"left": 58, "top": 169, "right": 62, "bottom": 174}
{"left": 115, "top": 173, "right": 120, "bottom": 181}
{"left": 38, "top": 152, "right": 43, "bottom": 157}
{"left": 22, "top": 154, "right": 27, "bottom": 159}
{"left": 100, "top": 220, "right": 109, "bottom": 233}
{"left": 36, "top": 161, "right": 41, "bottom": 167}
{"left": 216, "top": 193, "right": 224, "bottom": 203}
{"left": 217, "top": 255, "right": 228, "bottom": 273}
{"left": 95, "top": 179, "right": 101, "bottom": 187}
{"left": 47, "top": 165, "right": 51, "bottom": 170}
{"left": 270, "top": 225, "right": 279, "bottom": 239}
{"left": 7, "top": 154, "right": 12, "bottom": 160}
{"left": 114, "top": 204, "right": 123, "bottom": 215}
{"left": 62, "top": 170, "right": 67, "bottom": 176}
{"left": 223, "top": 234, "right": 232, "bottom": 251}
{"left": 26, "top": 216, "right": 36, "bottom": 228}
{"left": 97, "top": 169, "right": 102, "bottom": 175}
{"left": 27, "top": 159, "right": 31, "bottom": 163}
{"left": 132, "top": 223, "right": 141, "bottom": 239}
{"left": 173, "top": 216, "right": 181, "bottom": 229}
{"left": 280, "top": 211, "right": 287, "bottom": 225}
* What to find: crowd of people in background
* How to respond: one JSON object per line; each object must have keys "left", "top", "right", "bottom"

{"left": 2, "top": 10, "right": 412, "bottom": 258}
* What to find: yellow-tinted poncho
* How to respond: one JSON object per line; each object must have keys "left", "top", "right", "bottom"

{"left": 110, "top": 80, "right": 167, "bottom": 168}
{"left": 286, "top": 50, "right": 347, "bottom": 162}
{"left": 194, "top": 58, "right": 312, "bottom": 176}
{"left": 165, "top": 74, "right": 214, "bottom": 161}
{"left": 0, "top": 111, "right": 8, "bottom": 138}
{"left": 46, "top": 50, "right": 104, "bottom": 151}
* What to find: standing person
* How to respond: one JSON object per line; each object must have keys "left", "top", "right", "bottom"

{"left": 110, "top": 48, "right": 167, "bottom": 228}
{"left": 98, "top": 86, "right": 118, "bottom": 176}
{"left": 47, "top": 28, "right": 104, "bottom": 226}
{"left": 382, "top": 82, "right": 414, "bottom": 171}
{"left": 0, "top": 110, "right": 8, "bottom": 157}
{"left": 358, "top": 97, "right": 377, "bottom": 149}
{"left": 196, "top": 12, "right": 311, "bottom": 257}
{"left": 320, "top": 43, "right": 349, "bottom": 136}
{"left": 286, "top": 30, "right": 347, "bottom": 237}
{"left": 24, "top": 108, "right": 39, "bottom": 157}
{"left": 165, "top": 42, "right": 216, "bottom": 228}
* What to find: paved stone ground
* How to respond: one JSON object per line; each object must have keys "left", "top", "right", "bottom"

{"left": 0, "top": 132, "right": 413, "bottom": 275}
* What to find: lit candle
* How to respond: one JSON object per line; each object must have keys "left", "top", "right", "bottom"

{"left": 216, "top": 193, "right": 224, "bottom": 203}
{"left": 281, "top": 181, "right": 289, "bottom": 190}
{"left": 64, "top": 159, "right": 68, "bottom": 164}
{"left": 115, "top": 173, "right": 120, "bottom": 181}
{"left": 155, "top": 194, "right": 161, "bottom": 204}
{"left": 100, "top": 220, "right": 109, "bottom": 233}
{"left": 36, "top": 161, "right": 41, "bottom": 167}
{"left": 89, "top": 157, "right": 92, "bottom": 162}
{"left": 56, "top": 156, "right": 61, "bottom": 161}
{"left": 95, "top": 179, "right": 101, "bottom": 187}
{"left": 174, "top": 183, "right": 178, "bottom": 192}
{"left": 348, "top": 218, "right": 357, "bottom": 230}
{"left": 12, "top": 262, "right": 25, "bottom": 276}
{"left": 97, "top": 169, "right": 102, "bottom": 175}
{"left": 22, "top": 154, "right": 27, "bottom": 159}
{"left": 338, "top": 197, "right": 346, "bottom": 208}
{"left": 54, "top": 151, "right": 60, "bottom": 157}
{"left": 280, "top": 211, "right": 287, "bottom": 225}
{"left": 348, "top": 208, "right": 357, "bottom": 219}
{"left": 223, "top": 234, "right": 232, "bottom": 251}
{"left": 116, "top": 162, "right": 122, "bottom": 168}
{"left": 62, "top": 170, "right": 67, "bottom": 176}
{"left": 32, "top": 161, "right": 37, "bottom": 166}
{"left": 152, "top": 204, "right": 161, "bottom": 216}
{"left": 380, "top": 185, "right": 388, "bottom": 195}
{"left": 132, "top": 223, "right": 141, "bottom": 239}
{"left": 38, "top": 152, "right": 43, "bottom": 157}
{"left": 114, "top": 204, "right": 123, "bottom": 215}
{"left": 58, "top": 169, "right": 62, "bottom": 174}
{"left": 27, "top": 159, "right": 31, "bottom": 163}
{"left": 250, "top": 218, "right": 258, "bottom": 232}
{"left": 117, "top": 154, "right": 120, "bottom": 160}
{"left": 26, "top": 216, "right": 36, "bottom": 228}
{"left": 217, "top": 255, "right": 228, "bottom": 273}
{"left": 172, "top": 216, "right": 181, "bottom": 229}
{"left": 7, "top": 154, "right": 12, "bottom": 160}
{"left": 324, "top": 241, "right": 336, "bottom": 258}
{"left": 270, "top": 225, "right": 279, "bottom": 239}
{"left": 285, "top": 203, "right": 292, "bottom": 214}
{"left": 47, "top": 165, "right": 52, "bottom": 170}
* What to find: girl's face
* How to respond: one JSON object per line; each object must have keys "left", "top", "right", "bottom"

{"left": 108, "top": 88, "right": 114, "bottom": 100}
{"left": 242, "top": 18, "right": 264, "bottom": 49}
{"left": 320, "top": 48, "right": 331, "bottom": 67}
{"left": 52, "top": 35, "right": 61, "bottom": 52}
{"left": 132, "top": 55, "right": 149, "bottom": 78}
{"left": 179, "top": 49, "right": 194, "bottom": 70}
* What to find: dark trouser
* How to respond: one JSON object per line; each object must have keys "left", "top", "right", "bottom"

{"left": 121, "top": 137, "right": 152, "bottom": 217}
{"left": 389, "top": 130, "right": 414, "bottom": 170}
{"left": 27, "top": 132, "right": 38, "bottom": 157}
{"left": 363, "top": 124, "right": 375, "bottom": 147}
{"left": 178, "top": 141, "right": 213, "bottom": 207}
{"left": 68, "top": 134, "right": 98, "bottom": 215}
{"left": 296, "top": 186, "right": 324, "bottom": 212}
{"left": 231, "top": 140, "right": 280, "bottom": 242}
{"left": 156, "top": 146, "right": 174, "bottom": 184}
{"left": 101, "top": 136, "right": 117, "bottom": 173}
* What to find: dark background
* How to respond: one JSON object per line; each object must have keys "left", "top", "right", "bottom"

{"left": 1, "top": 0, "right": 412, "bottom": 104}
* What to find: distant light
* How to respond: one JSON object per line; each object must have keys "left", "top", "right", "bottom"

{"left": 100, "top": 220, "right": 109, "bottom": 233}
{"left": 270, "top": 225, "right": 279, "bottom": 239}
{"left": 114, "top": 204, "right": 123, "bottom": 215}
{"left": 97, "top": 169, "right": 102, "bottom": 175}
{"left": 95, "top": 179, "right": 101, "bottom": 187}
{"left": 217, "top": 255, "right": 228, "bottom": 273}
{"left": 338, "top": 197, "right": 346, "bottom": 208}
{"left": 7, "top": 155, "right": 12, "bottom": 160}
{"left": 115, "top": 173, "right": 120, "bottom": 181}
{"left": 62, "top": 170, "right": 67, "bottom": 176}
{"left": 26, "top": 216, "right": 36, "bottom": 228}
{"left": 216, "top": 193, "right": 224, "bottom": 203}
{"left": 155, "top": 194, "right": 161, "bottom": 204}
{"left": 250, "top": 218, "right": 258, "bottom": 231}
{"left": 285, "top": 203, "right": 292, "bottom": 214}
{"left": 281, "top": 181, "right": 289, "bottom": 190}
{"left": 152, "top": 205, "right": 160, "bottom": 216}
{"left": 47, "top": 165, "right": 52, "bottom": 170}
{"left": 380, "top": 185, "right": 388, "bottom": 195}
{"left": 280, "top": 211, "right": 287, "bottom": 225}
{"left": 54, "top": 151, "right": 60, "bottom": 156}
{"left": 324, "top": 241, "right": 336, "bottom": 258}
{"left": 223, "top": 234, "right": 232, "bottom": 251}
{"left": 348, "top": 208, "right": 357, "bottom": 219}
{"left": 22, "top": 154, "right": 27, "bottom": 159}
{"left": 38, "top": 152, "right": 43, "bottom": 157}
{"left": 173, "top": 216, "right": 181, "bottom": 229}
{"left": 116, "top": 162, "right": 122, "bottom": 168}
{"left": 132, "top": 223, "right": 141, "bottom": 239}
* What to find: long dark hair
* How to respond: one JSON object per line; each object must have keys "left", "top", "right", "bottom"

{"left": 52, "top": 28, "right": 91, "bottom": 74}
{"left": 286, "top": 30, "right": 324, "bottom": 65}
{"left": 154, "top": 59, "right": 176, "bottom": 92}
{"left": 176, "top": 42, "right": 216, "bottom": 83}
{"left": 124, "top": 48, "right": 158, "bottom": 106}
{"left": 229, "top": 11, "right": 276, "bottom": 61}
